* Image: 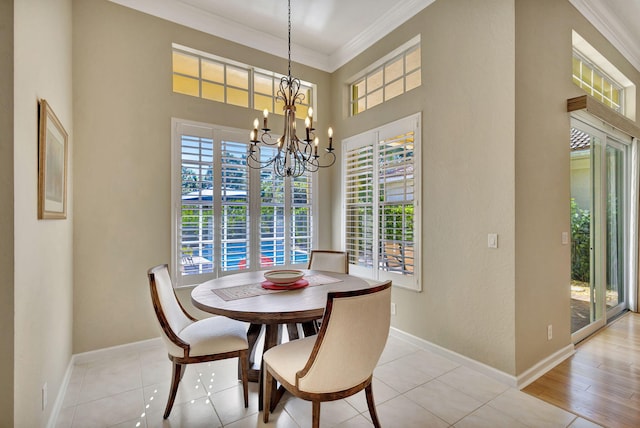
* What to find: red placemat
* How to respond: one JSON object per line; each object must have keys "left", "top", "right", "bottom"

{"left": 261, "top": 279, "right": 309, "bottom": 290}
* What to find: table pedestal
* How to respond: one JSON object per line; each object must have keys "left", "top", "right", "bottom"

{"left": 241, "top": 321, "right": 318, "bottom": 410}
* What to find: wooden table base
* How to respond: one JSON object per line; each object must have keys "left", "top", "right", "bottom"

{"left": 240, "top": 321, "right": 318, "bottom": 410}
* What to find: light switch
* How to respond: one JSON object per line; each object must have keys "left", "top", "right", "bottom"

{"left": 561, "top": 231, "right": 569, "bottom": 245}
{"left": 488, "top": 233, "right": 498, "bottom": 249}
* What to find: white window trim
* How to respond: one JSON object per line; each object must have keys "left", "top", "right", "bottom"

{"left": 341, "top": 113, "right": 422, "bottom": 291}
{"left": 348, "top": 35, "right": 421, "bottom": 116}
{"left": 171, "top": 117, "right": 319, "bottom": 287}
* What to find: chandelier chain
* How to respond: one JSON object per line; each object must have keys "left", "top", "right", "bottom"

{"left": 288, "top": 0, "right": 291, "bottom": 77}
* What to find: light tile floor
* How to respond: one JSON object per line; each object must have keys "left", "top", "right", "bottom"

{"left": 55, "top": 336, "right": 603, "bottom": 427}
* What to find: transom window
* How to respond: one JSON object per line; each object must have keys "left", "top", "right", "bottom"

{"left": 343, "top": 113, "right": 421, "bottom": 291}
{"left": 172, "top": 44, "right": 314, "bottom": 118}
{"left": 349, "top": 36, "right": 421, "bottom": 116}
{"left": 172, "top": 120, "right": 314, "bottom": 287}
{"left": 571, "top": 31, "right": 636, "bottom": 120}
{"left": 572, "top": 51, "right": 623, "bottom": 113}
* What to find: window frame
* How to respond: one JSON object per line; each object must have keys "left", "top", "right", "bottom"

{"left": 172, "top": 44, "right": 316, "bottom": 118}
{"left": 341, "top": 113, "right": 422, "bottom": 291}
{"left": 349, "top": 36, "right": 421, "bottom": 116}
{"left": 572, "top": 50, "right": 624, "bottom": 114}
{"left": 171, "top": 118, "right": 318, "bottom": 287}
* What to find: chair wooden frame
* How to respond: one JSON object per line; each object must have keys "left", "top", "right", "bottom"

{"left": 263, "top": 281, "right": 391, "bottom": 428}
{"left": 307, "top": 249, "right": 349, "bottom": 273}
{"left": 147, "top": 264, "right": 249, "bottom": 418}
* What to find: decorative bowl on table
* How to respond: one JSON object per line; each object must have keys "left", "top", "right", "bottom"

{"left": 263, "top": 269, "right": 304, "bottom": 286}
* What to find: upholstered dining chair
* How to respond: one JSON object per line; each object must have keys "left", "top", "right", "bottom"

{"left": 262, "top": 281, "right": 392, "bottom": 428}
{"left": 307, "top": 249, "right": 349, "bottom": 273}
{"left": 147, "top": 264, "right": 249, "bottom": 419}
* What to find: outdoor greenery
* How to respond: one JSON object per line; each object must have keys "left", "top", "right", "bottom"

{"left": 380, "top": 204, "right": 414, "bottom": 242}
{"left": 571, "top": 198, "right": 590, "bottom": 283}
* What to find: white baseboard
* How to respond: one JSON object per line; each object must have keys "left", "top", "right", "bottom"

{"left": 45, "top": 357, "right": 75, "bottom": 428}
{"left": 73, "top": 337, "right": 163, "bottom": 365}
{"left": 515, "top": 343, "right": 575, "bottom": 389}
{"left": 389, "top": 327, "right": 575, "bottom": 389}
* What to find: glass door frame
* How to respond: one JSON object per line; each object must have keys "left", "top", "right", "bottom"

{"left": 571, "top": 114, "right": 631, "bottom": 344}
{"left": 604, "top": 138, "right": 629, "bottom": 320}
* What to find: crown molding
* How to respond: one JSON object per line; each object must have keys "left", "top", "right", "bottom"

{"left": 329, "top": 0, "right": 435, "bottom": 72}
{"left": 110, "top": 0, "right": 435, "bottom": 73}
{"left": 109, "top": 0, "right": 330, "bottom": 71}
{"left": 569, "top": 0, "right": 640, "bottom": 73}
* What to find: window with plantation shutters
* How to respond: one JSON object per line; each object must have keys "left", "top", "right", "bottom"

{"left": 172, "top": 120, "right": 316, "bottom": 287}
{"left": 345, "top": 144, "right": 375, "bottom": 270}
{"left": 291, "top": 173, "right": 313, "bottom": 264}
{"left": 378, "top": 132, "right": 415, "bottom": 277}
{"left": 219, "top": 141, "right": 250, "bottom": 272}
{"left": 259, "top": 147, "right": 285, "bottom": 268}
{"left": 343, "top": 113, "right": 421, "bottom": 291}
{"left": 179, "top": 133, "right": 214, "bottom": 277}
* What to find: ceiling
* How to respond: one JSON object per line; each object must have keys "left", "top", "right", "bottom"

{"left": 111, "top": 0, "right": 640, "bottom": 74}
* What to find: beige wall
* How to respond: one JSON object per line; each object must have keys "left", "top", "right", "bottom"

{"left": 0, "top": 0, "right": 15, "bottom": 424}
{"left": 331, "top": 0, "right": 518, "bottom": 374}
{"left": 13, "top": 0, "right": 74, "bottom": 425}
{"left": 514, "top": 0, "right": 640, "bottom": 373}
{"left": 71, "top": 0, "right": 332, "bottom": 353}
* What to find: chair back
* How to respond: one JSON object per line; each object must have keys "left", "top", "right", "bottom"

{"left": 307, "top": 250, "right": 349, "bottom": 273}
{"left": 296, "top": 281, "right": 391, "bottom": 393}
{"left": 147, "top": 264, "right": 194, "bottom": 357}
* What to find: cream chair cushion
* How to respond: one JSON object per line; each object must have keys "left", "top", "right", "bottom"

{"left": 263, "top": 336, "right": 315, "bottom": 385}
{"left": 308, "top": 251, "right": 348, "bottom": 273}
{"left": 177, "top": 316, "right": 248, "bottom": 358}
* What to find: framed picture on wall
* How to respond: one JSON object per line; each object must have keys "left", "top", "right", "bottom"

{"left": 38, "top": 99, "right": 68, "bottom": 219}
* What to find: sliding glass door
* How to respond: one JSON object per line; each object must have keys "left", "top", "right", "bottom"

{"left": 570, "top": 118, "right": 629, "bottom": 342}
{"left": 605, "top": 143, "right": 626, "bottom": 314}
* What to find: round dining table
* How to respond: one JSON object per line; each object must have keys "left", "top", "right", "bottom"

{"left": 190, "top": 269, "right": 372, "bottom": 409}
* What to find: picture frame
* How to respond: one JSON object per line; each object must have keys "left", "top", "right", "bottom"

{"left": 38, "top": 99, "right": 68, "bottom": 219}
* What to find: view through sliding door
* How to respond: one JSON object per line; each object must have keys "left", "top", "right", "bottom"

{"left": 570, "top": 117, "right": 629, "bottom": 342}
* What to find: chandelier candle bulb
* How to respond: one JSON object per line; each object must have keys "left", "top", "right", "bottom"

{"left": 263, "top": 109, "right": 269, "bottom": 129}
{"left": 314, "top": 137, "right": 319, "bottom": 156}
{"left": 305, "top": 117, "right": 311, "bottom": 141}
{"left": 308, "top": 107, "right": 313, "bottom": 129}
{"left": 328, "top": 127, "right": 333, "bottom": 150}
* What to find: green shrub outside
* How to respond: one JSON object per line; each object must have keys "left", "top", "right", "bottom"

{"left": 571, "top": 198, "right": 590, "bottom": 283}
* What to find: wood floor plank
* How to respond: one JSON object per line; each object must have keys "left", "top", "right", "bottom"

{"left": 524, "top": 312, "right": 640, "bottom": 428}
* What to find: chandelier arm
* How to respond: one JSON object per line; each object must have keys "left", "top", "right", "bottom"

{"left": 247, "top": 146, "right": 279, "bottom": 170}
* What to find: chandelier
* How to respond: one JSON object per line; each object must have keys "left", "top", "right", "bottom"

{"left": 248, "top": 0, "right": 335, "bottom": 178}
